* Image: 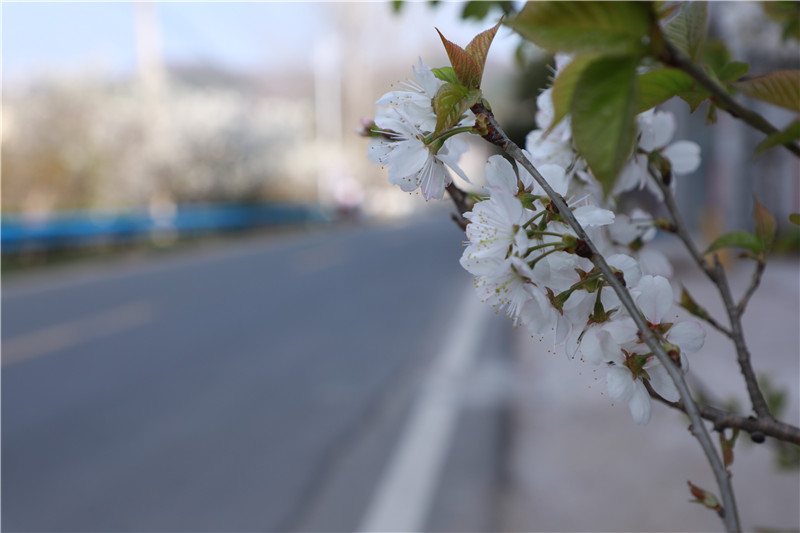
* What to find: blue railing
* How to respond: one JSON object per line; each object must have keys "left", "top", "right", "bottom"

{"left": 1, "top": 204, "right": 329, "bottom": 253}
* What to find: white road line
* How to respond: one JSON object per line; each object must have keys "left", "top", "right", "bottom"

{"left": 358, "top": 287, "right": 489, "bottom": 532}
{"left": 2, "top": 301, "right": 156, "bottom": 366}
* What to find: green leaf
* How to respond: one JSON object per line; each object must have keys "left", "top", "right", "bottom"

{"left": 677, "top": 86, "right": 710, "bottom": 113}
{"left": 680, "top": 286, "right": 710, "bottom": 321}
{"left": 461, "top": 1, "right": 491, "bottom": 20}
{"left": 733, "top": 70, "right": 800, "bottom": 112}
{"left": 437, "top": 29, "right": 482, "bottom": 88}
{"left": 701, "top": 39, "right": 731, "bottom": 75}
{"left": 664, "top": 1, "right": 708, "bottom": 61}
{"left": 753, "top": 196, "right": 776, "bottom": 252}
{"left": 790, "top": 213, "right": 800, "bottom": 226}
{"left": 755, "top": 119, "right": 800, "bottom": 155}
{"left": 705, "top": 230, "right": 763, "bottom": 255}
{"left": 763, "top": 1, "right": 800, "bottom": 41}
{"left": 657, "top": 2, "right": 681, "bottom": 20}
{"left": 716, "top": 61, "right": 749, "bottom": 83}
{"left": 509, "top": 1, "right": 654, "bottom": 56}
{"left": 571, "top": 55, "right": 639, "bottom": 195}
{"left": 464, "top": 19, "right": 503, "bottom": 88}
{"left": 637, "top": 67, "right": 694, "bottom": 112}
{"left": 549, "top": 55, "right": 595, "bottom": 131}
{"left": 432, "top": 82, "right": 482, "bottom": 136}
{"left": 432, "top": 66, "right": 460, "bottom": 84}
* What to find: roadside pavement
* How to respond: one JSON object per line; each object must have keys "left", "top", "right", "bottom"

{"left": 499, "top": 250, "right": 800, "bottom": 532}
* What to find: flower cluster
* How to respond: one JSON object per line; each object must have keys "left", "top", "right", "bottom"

{"left": 367, "top": 59, "right": 472, "bottom": 201}
{"left": 367, "top": 57, "right": 706, "bottom": 425}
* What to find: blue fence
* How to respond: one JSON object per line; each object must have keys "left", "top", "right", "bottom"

{"left": 1, "top": 204, "right": 329, "bottom": 253}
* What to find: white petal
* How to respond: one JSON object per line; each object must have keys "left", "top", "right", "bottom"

{"left": 535, "top": 88, "right": 555, "bottom": 129}
{"left": 485, "top": 155, "right": 518, "bottom": 195}
{"left": 607, "top": 366, "right": 635, "bottom": 402}
{"left": 613, "top": 158, "right": 645, "bottom": 194}
{"left": 607, "top": 253, "right": 642, "bottom": 288}
{"left": 581, "top": 328, "right": 621, "bottom": 365}
{"left": 603, "top": 317, "right": 638, "bottom": 347}
{"left": 387, "top": 138, "right": 428, "bottom": 179}
{"left": 520, "top": 287, "right": 557, "bottom": 335}
{"left": 418, "top": 159, "right": 448, "bottom": 200}
{"left": 663, "top": 141, "right": 701, "bottom": 175}
{"left": 413, "top": 57, "right": 441, "bottom": 97}
{"left": 628, "top": 379, "right": 652, "bottom": 425}
{"left": 638, "top": 248, "right": 673, "bottom": 278}
{"left": 636, "top": 275, "right": 673, "bottom": 324}
{"left": 607, "top": 213, "right": 638, "bottom": 245}
{"left": 537, "top": 163, "right": 568, "bottom": 197}
{"left": 667, "top": 320, "right": 706, "bottom": 355}
{"left": 649, "top": 111, "right": 677, "bottom": 150}
{"left": 647, "top": 361, "right": 679, "bottom": 403}
{"left": 564, "top": 325, "right": 583, "bottom": 358}
{"left": 555, "top": 313, "right": 571, "bottom": 345}
{"left": 573, "top": 205, "right": 615, "bottom": 227}
{"left": 493, "top": 189, "right": 525, "bottom": 226}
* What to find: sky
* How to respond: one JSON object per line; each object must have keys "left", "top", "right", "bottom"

{"left": 2, "top": 2, "right": 521, "bottom": 83}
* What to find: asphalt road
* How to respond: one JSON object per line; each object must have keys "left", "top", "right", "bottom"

{"left": 2, "top": 216, "right": 511, "bottom": 532}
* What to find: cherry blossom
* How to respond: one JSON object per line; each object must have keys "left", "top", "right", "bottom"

{"left": 615, "top": 109, "right": 702, "bottom": 198}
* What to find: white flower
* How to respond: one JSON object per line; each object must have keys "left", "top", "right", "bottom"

{"left": 607, "top": 363, "right": 653, "bottom": 424}
{"left": 370, "top": 58, "right": 473, "bottom": 200}
{"left": 525, "top": 128, "right": 575, "bottom": 170}
{"left": 371, "top": 115, "right": 469, "bottom": 201}
{"left": 485, "top": 155, "right": 522, "bottom": 196}
{"left": 607, "top": 209, "right": 673, "bottom": 277}
{"left": 574, "top": 274, "right": 705, "bottom": 425}
{"left": 615, "top": 109, "right": 701, "bottom": 198}
{"left": 589, "top": 275, "right": 705, "bottom": 358}
{"left": 375, "top": 58, "right": 442, "bottom": 133}
{"left": 460, "top": 187, "right": 528, "bottom": 277}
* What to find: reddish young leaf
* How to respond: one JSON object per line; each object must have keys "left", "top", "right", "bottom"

{"left": 752, "top": 196, "right": 776, "bottom": 251}
{"left": 436, "top": 29, "right": 481, "bottom": 89}
{"left": 464, "top": 19, "right": 503, "bottom": 88}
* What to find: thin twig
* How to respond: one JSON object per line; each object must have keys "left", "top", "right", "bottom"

{"left": 644, "top": 381, "right": 800, "bottom": 445}
{"left": 657, "top": 37, "right": 800, "bottom": 159}
{"left": 698, "top": 311, "right": 734, "bottom": 338}
{"left": 652, "top": 170, "right": 772, "bottom": 421}
{"left": 445, "top": 182, "right": 470, "bottom": 231}
{"left": 737, "top": 260, "right": 766, "bottom": 316}
{"left": 711, "top": 255, "right": 773, "bottom": 420}
{"left": 471, "top": 102, "right": 742, "bottom": 533}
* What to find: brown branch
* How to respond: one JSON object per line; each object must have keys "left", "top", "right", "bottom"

{"left": 471, "top": 101, "right": 741, "bottom": 533}
{"left": 446, "top": 182, "right": 470, "bottom": 231}
{"left": 697, "top": 310, "right": 734, "bottom": 338}
{"left": 737, "top": 259, "right": 766, "bottom": 316}
{"left": 645, "top": 381, "right": 800, "bottom": 445}
{"left": 651, "top": 168, "right": 772, "bottom": 420}
{"left": 712, "top": 254, "right": 772, "bottom": 421}
{"left": 657, "top": 37, "right": 800, "bottom": 159}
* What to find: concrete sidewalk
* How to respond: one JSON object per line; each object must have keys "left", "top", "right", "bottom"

{"left": 500, "top": 252, "right": 800, "bottom": 532}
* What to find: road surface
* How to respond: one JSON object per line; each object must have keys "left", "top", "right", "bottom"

{"left": 3, "top": 216, "right": 512, "bottom": 532}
